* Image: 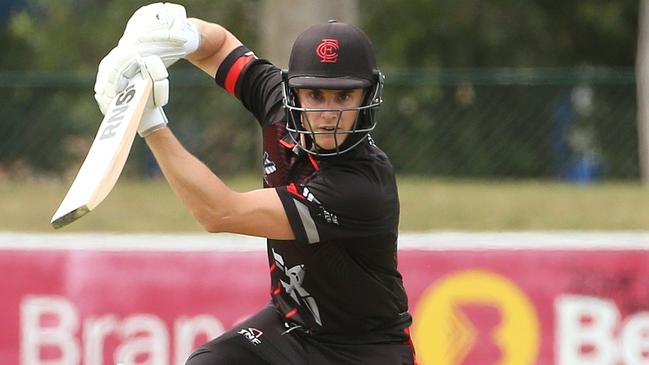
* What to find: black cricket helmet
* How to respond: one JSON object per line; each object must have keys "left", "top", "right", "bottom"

{"left": 282, "top": 20, "right": 384, "bottom": 156}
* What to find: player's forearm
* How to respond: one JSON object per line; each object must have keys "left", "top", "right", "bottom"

{"left": 144, "top": 128, "right": 238, "bottom": 232}
{"left": 185, "top": 18, "right": 242, "bottom": 77}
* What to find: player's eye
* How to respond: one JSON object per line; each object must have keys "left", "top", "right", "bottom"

{"left": 308, "top": 90, "right": 323, "bottom": 102}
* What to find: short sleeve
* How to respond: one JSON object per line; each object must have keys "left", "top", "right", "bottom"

{"left": 275, "top": 169, "right": 399, "bottom": 244}
{"left": 214, "top": 45, "right": 284, "bottom": 127}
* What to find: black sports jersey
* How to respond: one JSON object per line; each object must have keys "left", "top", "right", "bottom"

{"left": 215, "top": 46, "right": 412, "bottom": 344}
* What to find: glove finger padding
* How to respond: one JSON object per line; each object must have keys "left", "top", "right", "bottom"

{"left": 119, "top": 2, "right": 199, "bottom": 67}
{"left": 94, "top": 47, "right": 140, "bottom": 115}
{"left": 93, "top": 93, "right": 113, "bottom": 116}
{"left": 137, "top": 55, "right": 169, "bottom": 108}
{"left": 122, "top": 3, "right": 186, "bottom": 42}
{"left": 139, "top": 28, "right": 189, "bottom": 45}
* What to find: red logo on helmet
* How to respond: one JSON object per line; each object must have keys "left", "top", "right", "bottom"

{"left": 316, "top": 39, "right": 339, "bottom": 63}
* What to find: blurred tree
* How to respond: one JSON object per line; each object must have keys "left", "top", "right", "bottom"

{"left": 2, "top": 0, "right": 260, "bottom": 70}
{"left": 360, "top": 0, "right": 638, "bottom": 67}
{"left": 1, "top": 0, "right": 637, "bottom": 71}
{"left": 0, "top": 0, "right": 261, "bottom": 175}
{"left": 0, "top": 1, "right": 640, "bottom": 177}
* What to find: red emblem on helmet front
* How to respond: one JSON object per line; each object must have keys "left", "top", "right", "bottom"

{"left": 316, "top": 39, "right": 339, "bottom": 63}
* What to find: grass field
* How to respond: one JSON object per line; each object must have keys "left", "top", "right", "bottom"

{"left": 2, "top": 175, "right": 649, "bottom": 232}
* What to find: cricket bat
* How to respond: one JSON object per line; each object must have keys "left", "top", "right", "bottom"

{"left": 51, "top": 75, "right": 152, "bottom": 229}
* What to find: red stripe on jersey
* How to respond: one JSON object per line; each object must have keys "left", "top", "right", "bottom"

{"left": 279, "top": 139, "right": 296, "bottom": 149}
{"left": 286, "top": 183, "right": 301, "bottom": 198}
{"left": 224, "top": 55, "right": 255, "bottom": 96}
{"left": 284, "top": 308, "right": 298, "bottom": 318}
{"left": 307, "top": 153, "right": 320, "bottom": 171}
{"left": 269, "top": 262, "right": 277, "bottom": 272}
{"left": 272, "top": 283, "right": 281, "bottom": 295}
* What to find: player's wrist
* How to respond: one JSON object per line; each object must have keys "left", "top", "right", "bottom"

{"left": 138, "top": 107, "right": 168, "bottom": 138}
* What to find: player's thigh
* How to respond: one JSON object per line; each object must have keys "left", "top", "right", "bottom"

{"left": 185, "top": 304, "right": 305, "bottom": 365}
{"left": 362, "top": 342, "right": 416, "bottom": 365}
{"left": 185, "top": 342, "right": 270, "bottom": 365}
{"left": 306, "top": 340, "right": 416, "bottom": 365}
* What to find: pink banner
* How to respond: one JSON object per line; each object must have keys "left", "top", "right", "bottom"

{"left": 1, "top": 240, "right": 649, "bottom": 365}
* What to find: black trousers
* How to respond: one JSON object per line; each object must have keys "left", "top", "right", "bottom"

{"left": 185, "top": 305, "right": 416, "bottom": 365}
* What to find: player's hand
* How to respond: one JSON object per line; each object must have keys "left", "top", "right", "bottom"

{"left": 94, "top": 46, "right": 140, "bottom": 115}
{"left": 94, "top": 47, "right": 169, "bottom": 114}
{"left": 94, "top": 46, "right": 169, "bottom": 137}
{"left": 119, "top": 2, "right": 200, "bottom": 67}
{"left": 137, "top": 55, "right": 169, "bottom": 137}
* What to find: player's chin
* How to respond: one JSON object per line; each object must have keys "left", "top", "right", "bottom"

{"left": 314, "top": 134, "right": 348, "bottom": 151}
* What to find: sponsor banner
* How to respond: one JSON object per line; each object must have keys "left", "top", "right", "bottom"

{"left": 405, "top": 250, "right": 649, "bottom": 365}
{"left": 1, "top": 237, "right": 648, "bottom": 365}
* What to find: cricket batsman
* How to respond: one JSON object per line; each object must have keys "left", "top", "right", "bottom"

{"left": 94, "top": 3, "right": 416, "bottom": 364}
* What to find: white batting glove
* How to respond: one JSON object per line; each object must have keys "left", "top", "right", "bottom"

{"left": 94, "top": 46, "right": 141, "bottom": 115}
{"left": 139, "top": 106, "right": 169, "bottom": 138}
{"left": 137, "top": 55, "right": 169, "bottom": 137}
{"left": 94, "top": 48, "right": 169, "bottom": 113}
{"left": 94, "top": 48, "right": 170, "bottom": 137}
{"left": 119, "top": 2, "right": 200, "bottom": 67}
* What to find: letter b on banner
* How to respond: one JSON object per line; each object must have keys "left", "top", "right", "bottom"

{"left": 21, "top": 296, "right": 80, "bottom": 365}
{"left": 556, "top": 295, "right": 619, "bottom": 365}
{"left": 557, "top": 295, "right": 649, "bottom": 365}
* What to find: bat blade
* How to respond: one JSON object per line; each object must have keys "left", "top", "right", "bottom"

{"left": 51, "top": 76, "right": 152, "bottom": 229}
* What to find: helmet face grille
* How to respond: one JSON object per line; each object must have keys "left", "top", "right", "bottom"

{"left": 282, "top": 71, "right": 384, "bottom": 157}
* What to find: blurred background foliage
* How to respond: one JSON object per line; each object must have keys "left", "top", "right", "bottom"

{"left": 363, "top": 0, "right": 638, "bottom": 67}
{"left": 0, "top": 0, "right": 641, "bottom": 181}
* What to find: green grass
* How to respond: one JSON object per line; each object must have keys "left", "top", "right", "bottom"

{"left": 2, "top": 175, "right": 649, "bottom": 232}
{"left": 398, "top": 177, "right": 649, "bottom": 231}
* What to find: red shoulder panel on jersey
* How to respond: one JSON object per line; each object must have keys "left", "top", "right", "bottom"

{"left": 286, "top": 183, "right": 302, "bottom": 198}
{"left": 279, "top": 139, "right": 296, "bottom": 149}
{"left": 224, "top": 54, "right": 255, "bottom": 96}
